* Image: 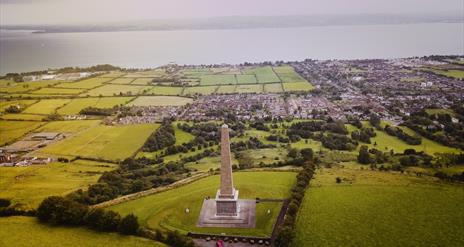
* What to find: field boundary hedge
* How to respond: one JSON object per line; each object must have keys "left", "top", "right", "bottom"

{"left": 93, "top": 172, "right": 210, "bottom": 209}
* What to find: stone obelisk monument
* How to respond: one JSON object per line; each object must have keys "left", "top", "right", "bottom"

{"left": 216, "top": 124, "right": 239, "bottom": 216}
{"left": 197, "top": 124, "right": 256, "bottom": 228}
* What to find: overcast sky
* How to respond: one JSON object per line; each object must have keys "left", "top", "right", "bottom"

{"left": 1, "top": 0, "right": 462, "bottom": 25}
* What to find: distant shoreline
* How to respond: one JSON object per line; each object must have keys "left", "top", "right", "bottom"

{"left": 2, "top": 14, "right": 462, "bottom": 34}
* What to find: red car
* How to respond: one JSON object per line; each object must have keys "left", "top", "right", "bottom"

{"left": 216, "top": 239, "right": 225, "bottom": 247}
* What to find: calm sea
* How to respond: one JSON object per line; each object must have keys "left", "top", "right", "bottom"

{"left": 0, "top": 23, "right": 463, "bottom": 74}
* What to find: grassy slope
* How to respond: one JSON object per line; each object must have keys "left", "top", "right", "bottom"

{"left": 109, "top": 171, "right": 296, "bottom": 237}
{"left": 0, "top": 160, "right": 116, "bottom": 208}
{"left": 293, "top": 164, "right": 464, "bottom": 247}
{"left": 0, "top": 217, "right": 165, "bottom": 247}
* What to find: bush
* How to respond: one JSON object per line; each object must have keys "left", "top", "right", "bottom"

{"left": 118, "top": 214, "right": 139, "bottom": 235}
{"left": 165, "top": 230, "right": 195, "bottom": 247}
{"left": 0, "top": 198, "right": 11, "bottom": 208}
{"left": 37, "top": 196, "right": 89, "bottom": 225}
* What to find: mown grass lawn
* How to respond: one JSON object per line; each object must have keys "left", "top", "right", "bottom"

{"left": 0, "top": 217, "right": 166, "bottom": 247}
{"left": 293, "top": 165, "right": 464, "bottom": 247}
{"left": 109, "top": 171, "right": 296, "bottom": 237}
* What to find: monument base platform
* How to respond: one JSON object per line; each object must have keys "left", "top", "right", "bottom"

{"left": 197, "top": 199, "right": 256, "bottom": 228}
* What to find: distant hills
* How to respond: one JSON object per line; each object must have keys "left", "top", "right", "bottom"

{"left": 3, "top": 13, "right": 463, "bottom": 33}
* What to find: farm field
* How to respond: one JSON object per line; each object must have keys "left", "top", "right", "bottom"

{"left": 56, "top": 77, "right": 112, "bottom": 89}
{"left": 0, "top": 217, "right": 165, "bottom": 247}
{"left": 57, "top": 97, "right": 133, "bottom": 115}
{"left": 0, "top": 114, "right": 46, "bottom": 121}
{"left": 0, "top": 80, "right": 62, "bottom": 93}
{"left": 0, "top": 99, "right": 37, "bottom": 112}
{"left": 0, "top": 160, "right": 116, "bottom": 208}
{"left": 264, "top": 83, "right": 284, "bottom": 93}
{"left": 426, "top": 68, "right": 464, "bottom": 79}
{"left": 108, "top": 78, "right": 135, "bottom": 84}
{"left": 0, "top": 120, "right": 44, "bottom": 146}
{"left": 148, "top": 86, "right": 183, "bottom": 95}
{"left": 36, "top": 120, "right": 101, "bottom": 133}
{"left": 128, "top": 96, "right": 193, "bottom": 106}
{"left": 39, "top": 124, "right": 159, "bottom": 161}
{"left": 200, "top": 75, "right": 236, "bottom": 85}
{"left": 216, "top": 85, "right": 237, "bottom": 94}
{"left": 244, "top": 66, "right": 281, "bottom": 83}
{"left": 293, "top": 164, "right": 464, "bottom": 247}
{"left": 131, "top": 78, "right": 154, "bottom": 85}
{"left": 84, "top": 84, "right": 153, "bottom": 96}
{"left": 109, "top": 171, "right": 297, "bottom": 237}
{"left": 236, "top": 74, "right": 258, "bottom": 84}
{"left": 22, "top": 99, "right": 71, "bottom": 115}
{"left": 30, "top": 87, "right": 85, "bottom": 95}
{"left": 236, "top": 84, "right": 264, "bottom": 93}
{"left": 183, "top": 86, "right": 218, "bottom": 95}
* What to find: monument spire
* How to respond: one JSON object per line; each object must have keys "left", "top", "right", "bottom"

{"left": 197, "top": 123, "right": 255, "bottom": 228}
{"left": 219, "top": 124, "right": 235, "bottom": 197}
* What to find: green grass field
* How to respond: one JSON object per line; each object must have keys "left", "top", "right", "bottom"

{"left": 128, "top": 96, "right": 193, "bottom": 106}
{"left": 22, "top": 99, "right": 71, "bottom": 115}
{"left": 36, "top": 120, "right": 101, "bottom": 133}
{"left": 109, "top": 171, "right": 296, "bottom": 236}
{"left": 0, "top": 217, "right": 165, "bottom": 247}
{"left": 131, "top": 78, "right": 154, "bottom": 85}
{"left": 0, "top": 80, "right": 62, "bottom": 93}
{"left": 0, "top": 160, "right": 116, "bottom": 208}
{"left": 425, "top": 108, "right": 456, "bottom": 116}
{"left": 358, "top": 122, "right": 461, "bottom": 155}
{"left": 174, "top": 125, "right": 195, "bottom": 145}
{"left": 236, "top": 74, "right": 258, "bottom": 84}
{"left": 108, "top": 78, "right": 135, "bottom": 84}
{"left": 0, "top": 120, "right": 44, "bottom": 146}
{"left": 39, "top": 124, "right": 159, "bottom": 161}
{"left": 30, "top": 87, "right": 85, "bottom": 95}
{"left": 235, "top": 84, "right": 264, "bottom": 93}
{"left": 56, "top": 77, "right": 111, "bottom": 89}
{"left": 0, "top": 99, "right": 38, "bottom": 112}
{"left": 244, "top": 66, "right": 281, "bottom": 83}
{"left": 183, "top": 86, "right": 218, "bottom": 95}
{"left": 148, "top": 86, "right": 183, "bottom": 95}
{"left": 263, "top": 83, "right": 284, "bottom": 93}
{"left": 426, "top": 68, "right": 464, "bottom": 79}
{"left": 0, "top": 114, "right": 46, "bottom": 121}
{"left": 200, "top": 75, "right": 236, "bottom": 85}
{"left": 216, "top": 85, "right": 237, "bottom": 94}
{"left": 283, "top": 82, "right": 315, "bottom": 91}
{"left": 84, "top": 84, "right": 153, "bottom": 96}
{"left": 293, "top": 164, "right": 464, "bottom": 247}
{"left": 57, "top": 97, "right": 133, "bottom": 115}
